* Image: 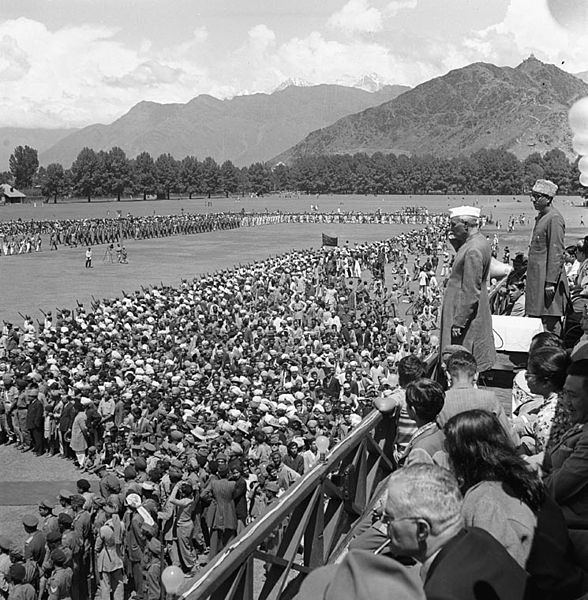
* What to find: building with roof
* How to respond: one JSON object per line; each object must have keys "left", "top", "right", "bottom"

{"left": 0, "top": 184, "right": 26, "bottom": 204}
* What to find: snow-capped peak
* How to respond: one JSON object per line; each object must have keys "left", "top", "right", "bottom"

{"left": 273, "top": 78, "right": 313, "bottom": 92}
{"left": 353, "top": 73, "right": 389, "bottom": 92}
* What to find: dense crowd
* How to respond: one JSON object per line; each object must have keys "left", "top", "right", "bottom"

{"left": 0, "top": 214, "right": 448, "bottom": 599}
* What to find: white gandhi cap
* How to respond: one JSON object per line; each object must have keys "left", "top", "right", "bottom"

{"left": 448, "top": 206, "right": 481, "bottom": 219}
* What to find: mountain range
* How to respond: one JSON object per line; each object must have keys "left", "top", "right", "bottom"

{"left": 4, "top": 58, "right": 587, "bottom": 172}
{"left": 275, "top": 57, "right": 588, "bottom": 164}
{"left": 37, "top": 84, "right": 409, "bottom": 168}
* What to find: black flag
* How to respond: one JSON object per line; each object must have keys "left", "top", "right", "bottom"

{"left": 322, "top": 233, "right": 338, "bottom": 247}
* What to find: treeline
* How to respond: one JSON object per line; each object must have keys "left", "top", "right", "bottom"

{"left": 1, "top": 145, "right": 586, "bottom": 203}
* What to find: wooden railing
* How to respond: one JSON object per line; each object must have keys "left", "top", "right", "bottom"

{"left": 181, "top": 409, "right": 397, "bottom": 600}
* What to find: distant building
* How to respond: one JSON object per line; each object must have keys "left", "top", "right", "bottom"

{"left": 0, "top": 184, "right": 26, "bottom": 204}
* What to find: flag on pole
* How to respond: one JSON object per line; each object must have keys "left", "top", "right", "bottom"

{"left": 322, "top": 233, "right": 338, "bottom": 247}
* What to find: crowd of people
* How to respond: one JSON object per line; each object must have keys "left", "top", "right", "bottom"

{"left": 0, "top": 211, "right": 450, "bottom": 599}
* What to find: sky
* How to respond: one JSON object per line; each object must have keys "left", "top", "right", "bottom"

{"left": 0, "top": 0, "right": 587, "bottom": 129}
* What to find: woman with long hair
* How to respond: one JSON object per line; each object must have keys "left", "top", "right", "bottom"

{"left": 444, "top": 409, "right": 542, "bottom": 566}
{"left": 444, "top": 409, "right": 587, "bottom": 599}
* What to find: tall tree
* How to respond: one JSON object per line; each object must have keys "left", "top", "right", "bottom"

{"left": 247, "top": 162, "right": 272, "bottom": 195}
{"left": 543, "top": 148, "right": 572, "bottom": 193}
{"left": 271, "top": 163, "right": 290, "bottom": 191}
{"left": 131, "top": 152, "right": 156, "bottom": 200}
{"left": 106, "top": 147, "right": 130, "bottom": 201}
{"left": 9, "top": 145, "right": 39, "bottom": 188}
{"left": 219, "top": 160, "right": 239, "bottom": 197}
{"left": 200, "top": 157, "right": 220, "bottom": 198}
{"left": 70, "top": 147, "right": 100, "bottom": 202}
{"left": 40, "top": 163, "right": 68, "bottom": 203}
{"left": 155, "top": 153, "right": 180, "bottom": 199}
{"left": 180, "top": 156, "right": 200, "bottom": 199}
{"left": 522, "top": 153, "right": 546, "bottom": 190}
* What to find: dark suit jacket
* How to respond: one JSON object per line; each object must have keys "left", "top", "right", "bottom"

{"left": 26, "top": 398, "right": 44, "bottom": 430}
{"left": 524, "top": 494, "right": 586, "bottom": 600}
{"left": 59, "top": 401, "right": 75, "bottom": 433}
{"left": 544, "top": 423, "right": 588, "bottom": 526}
{"left": 424, "top": 527, "right": 528, "bottom": 600}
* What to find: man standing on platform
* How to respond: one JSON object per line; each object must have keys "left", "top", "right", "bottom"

{"left": 440, "top": 206, "right": 496, "bottom": 373}
{"left": 526, "top": 179, "right": 568, "bottom": 334}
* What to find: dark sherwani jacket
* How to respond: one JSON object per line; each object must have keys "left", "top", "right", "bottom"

{"left": 526, "top": 207, "right": 569, "bottom": 317}
{"left": 440, "top": 232, "right": 496, "bottom": 372}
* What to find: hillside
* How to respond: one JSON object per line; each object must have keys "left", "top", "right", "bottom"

{"left": 40, "top": 84, "right": 409, "bottom": 167}
{"left": 0, "top": 128, "right": 76, "bottom": 171}
{"left": 275, "top": 57, "right": 588, "bottom": 164}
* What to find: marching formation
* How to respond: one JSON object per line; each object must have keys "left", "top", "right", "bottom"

{"left": 0, "top": 208, "right": 445, "bottom": 258}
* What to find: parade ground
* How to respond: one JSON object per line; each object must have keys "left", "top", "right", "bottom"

{"left": 0, "top": 192, "right": 586, "bottom": 558}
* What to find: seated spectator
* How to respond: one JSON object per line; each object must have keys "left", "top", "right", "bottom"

{"left": 437, "top": 350, "right": 518, "bottom": 446}
{"left": 505, "top": 281, "right": 526, "bottom": 317}
{"left": 399, "top": 378, "right": 445, "bottom": 466}
{"left": 564, "top": 237, "right": 588, "bottom": 348}
{"left": 444, "top": 410, "right": 540, "bottom": 567}
{"left": 512, "top": 347, "right": 573, "bottom": 454}
{"left": 384, "top": 464, "right": 528, "bottom": 600}
{"left": 571, "top": 304, "right": 588, "bottom": 361}
{"left": 543, "top": 359, "right": 588, "bottom": 528}
{"left": 511, "top": 332, "right": 563, "bottom": 414}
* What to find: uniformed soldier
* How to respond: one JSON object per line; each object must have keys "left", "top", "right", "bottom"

{"left": 70, "top": 496, "right": 91, "bottom": 600}
{"left": 38, "top": 500, "right": 59, "bottom": 538}
{"left": 7, "top": 564, "right": 34, "bottom": 600}
{"left": 46, "top": 550, "right": 72, "bottom": 600}
{"left": 22, "top": 516, "right": 45, "bottom": 568}
{"left": 38, "top": 531, "right": 64, "bottom": 600}
{"left": 56, "top": 515, "right": 78, "bottom": 567}
{"left": 143, "top": 539, "right": 161, "bottom": 600}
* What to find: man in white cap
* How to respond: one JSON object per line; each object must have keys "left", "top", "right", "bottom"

{"left": 440, "top": 206, "right": 496, "bottom": 373}
{"left": 526, "top": 179, "right": 568, "bottom": 333}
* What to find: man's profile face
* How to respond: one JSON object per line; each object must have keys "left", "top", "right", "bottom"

{"left": 564, "top": 375, "right": 588, "bottom": 424}
{"left": 448, "top": 218, "right": 468, "bottom": 246}
{"left": 385, "top": 487, "right": 421, "bottom": 557}
{"left": 531, "top": 192, "right": 551, "bottom": 212}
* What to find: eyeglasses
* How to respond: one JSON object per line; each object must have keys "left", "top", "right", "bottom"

{"left": 381, "top": 513, "right": 427, "bottom": 528}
